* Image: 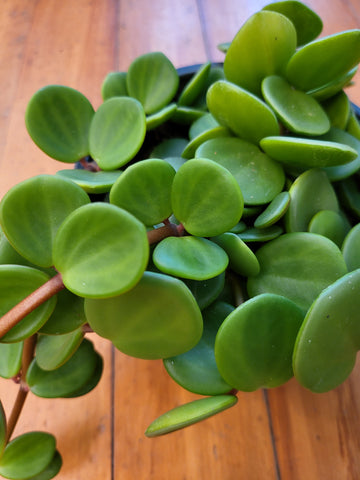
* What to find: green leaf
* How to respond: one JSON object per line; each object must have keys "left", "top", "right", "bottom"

{"left": 89, "top": 97, "right": 146, "bottom": 170}
{"left": 263, "top": 1, "right": 322, "bottom": 46}
{"left": 0, "top": 175, "right": 90, "bottom": 267}
{"left": 181, "top": 126, "right": 231, "bottom": 160}
{"left": 262, "top": 75, "right": 330, "bottom": 136}
{"left": 183, "top": 273, "right": 225, "bottom": 310}
{"left": 26, "top": 338, "right": 100, "bottom": 398}
{"left": 293, "top": 269, "right": 360, "bottom": 392}
{"left": 189, "top": 113, "right": 220, "bottom": 140}
{"left": 285, "top": 168, "right": 339, "bottom": 232}
{"left": 145, "top": 395, "right": 238, "bottom": 437}
{"left": 238, "top": 225, "right": 283, "bottom": 242}
{"left": 84, "top": 271, "right": 203, "bottom": 360}
{"left": 178, "top": 62, "right": 211, "bottom": 106}
{"left": 224, "top": 11, "right": 296, "bottom": 96}
{"left": 126, "top": 52, "right": 179, "bottom": 114}
{"left": 207, "top": 80, "right": 280, "bottom": 145}
{"left": 150, "top": 138, "right": 188, "bottom": 159}
{"left": 254, "top": 191, "right": 290, "bottom": 228}
{"left": 322, "top": 90, "right": 350, "bottom": 130}
{"left": 342, "top": 223, "right": 360, "bottom": 271}
{"left": 25, "top": 85, "right": 94, "bottom": 162}
{"left": 0, "top": 342, "right": 23, "bottom": 378}
{"left": 53, "top": 203, "right": 149, "bottom": 299}
{"left": 0, "top": 266, "right": 56, "bottom": 343}
{"left": 247, "top": 232, "right": 348, "bottom": 313}
{"left": 215, "top": 294, "right": 304, "bottom": 391}
{"left": 0, "top": 401, "right": 6, "bottom": 458}
{"left": 164, "top": 301, "right": 234, "bottom": 395}
{"left": 56, "top": 169, "right": 122, "bottom": 194}
{"left": 101, "top": 71, "right": 127, "bottom": 100}
{"left": 26, "top": 450, "right": 62, "bottom": 480}
{"left": 195, "top": 137, "right": 285, "bottom": 205}
{"left": 109, "top": 159, "right": 176, "bottom": 226}
{"left": 35, "top": 329, "right": 84, "bottom": 371}
{"left": 146, "top": 103, "right": 177, "bottom": 130}
{"left": 153, "top": 236, "right": 229, "bottom": 280}
{"left": 171, "top": 158, "right": 244, "bottom": 237}
{"left": 260, "top": 136, "right": 357, "bottom": 170}
{"left": 286, "top": 30, "right": 360, "bottom": 92}
{"left": 307, "top": 67, "right": 358, "bottom": 102}
{"left": 0, "top": 432, "right": 56, "bottom": 479}
{"left": 308, "top": 210, "right": 350, "bottom": 248}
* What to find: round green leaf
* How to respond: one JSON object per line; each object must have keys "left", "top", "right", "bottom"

{"left": 27, "top": 450, "right": 62, "bottom": 480}
{"left": 183, "top": 273, "right": 225, "bottom": 310}
{"left": 0, "top": 175, "right": 90, "bottom": 267}
{"left": 35, "top": 329, "right": 84, "bottom": 371}
{"left": 126, "top": 52, "right": 179, "bottom": 114}
{"left": 254, "top": 191, "right": 290, "bottom": 228}
{"left": 238, "top": 225, "right": 283, "bottom": 242}
{"left": 53, "top": 203, "right": 149, "bottom": 298}
{"left": 164, "top": 301, "right": 234, "bottom": 395}
{"left": 150, "top": 138, "right": 188, "bottom": 159}
{"left": 285, "top": 168, "right": 339, "bottom": 232}
{"left": 260, "top": 136, "right": 357, "bottom": 170}
{"left": 178, "top": 61, "right": 211, "bottom": 106}
{"left": 207, "top": 80, "right": 280, "bottom": 145}
{"left": 153, "top": 236, "right": 229, "bottom": 280}
{"left": 308, "top": 67, "right": 358, "bottom": 102}
{"left": 26, "top": 338, "right": 100, "bottom": 398}
{"left": 171, "top": 158, "right": 244, "bottom": 237}
{"left": 211, "top": 232, "right": 260, "bottom": 277}
{"left": 263, "top": 1, "right": 322, "bottom": 46}
{"left": 337, "top": 177, "right": 360, "bottom": 220}
{"left": 215, "top": 294, "right": 304, "bottom": 391}
{"left": 56, "top": 169, "right": 122, "bottom": 194}
{"left": 247, "top": 232, "right": 348, "bottom": 313}
{"left": 146, "top": 103, "right": 177, "bottom": 130}
{"left": 25, "top": 85, "right": 94, "bottom": 162}
{"left": 308, "top": 210, "right": 350, "bottom": 248}
{"left": 0, "top": 432, "right": 56, "bottom": 479}
{"left": 293, "top": 269, "right": 360, "bottom": 392}
{"left": 181, "top": 126, "right": 231, "bottom": 160}
{"left": 286, "top": 30, "right": 360, "bottom": 92}
{"left": 224, "top": 11, "right": 296, "bottom": 96}
{"left": 172, "top": 106, "right": 206, "bottom": 124}
{"left": 342, "top": 223, "right": 360, "bottom": 271}
{"left": 189, "top": 113, "right": 220, "bottom": 140}
{"left": 347, "top": 108, "right": 360, "bottom": 139}
{"left": 84, "top": 271, "right": 203, "bottom": 360}
{"left": 145, "top": 395, "right": 238, "bottom": 437}
{"left": 0, "top": 341, "right": 23, "bottom": 378}
{"left": 89, "top": 97, "right": 146, "bottom": 170}
{"left": 109, "top": 159, "right": 176, "bottom": 226}
{"left": 101, "top": 71, "right": 127, "bottom": 100}
{"left": 0, "top": 265, "right": 56, "bottom": 343}
{"left": 63, "top": 352, "right": 103, "bottom": 398}
{"left": 322, "top": 90, "right": 350, "bottom": 130}
{"left": 195, "top": 137, "right": 285, "bottom": 205}
{"left": 262, "top": 75, "right": 330, "bottom": 136}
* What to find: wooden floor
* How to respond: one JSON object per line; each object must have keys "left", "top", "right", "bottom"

{"left": 0, "top": 1, "right": 360, "bottom": 479}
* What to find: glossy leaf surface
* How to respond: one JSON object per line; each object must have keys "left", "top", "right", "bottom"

{"left": 171, "top": 158, "right": 244, "bottom": 237}
{"left": 207, "top": 80, "right": 280, "bottom": 145}
{"left": 178, "top": 62, "right": 211, "bottom": 106}
{"left": 0, "top": 266, "right": 56, "bottom": 343}
{"left": 89, "top": 97, "right": 146, "bottom": 170}
{"left": 26, "top": 338, "right": 100, "bottom": 398}
{"left": 109, "top": 159, "right": 175, "bottom": 226}
{"left": 254, "top": 191, "right": 290, "bottom": 228}
{"left": 164, "top": 301, "right": 234, "bottom": 395}
{"left": 56, "top": 169, "right": 122, "bottom": 194}
{"left": 25, "top": 85, "right": 94, "bottom": 162}
{"left": 126, "top": 52, "right": 179, "bottom": 114}
{"left": 224, "top": 11, "right": 296, "bottom": 95}
{"left": 189, "top": 113, "right": 219, "bottom": 140}
{"left": 181, "top": 126, "right": 231, "bottom": 160}
{"left": 27, "top": 450, "right": 62, "bottom": 480}
{"left": 308, "top": 67, "right": 358, "bottom": 102}
{"left": 145, "top": 395, "right": 238, "bottom": 437}
{"left": 262, "top": 1, "right": 322, "bottom": 45}
{"left": 101, "top": 71, "right": 127, "bottom": 100}
{"left": 322, "top": 90, "right": 350, "bottom": 130}
{"left": 285, "top": 168, "right": 339, "bottom": 232}
{"left": 260, "top": 136, "right": 357, "bottom": 170}
{"left": 293, "top": 269, "right": 360, "bottom": 392}
{"left": 342, "top": 223, "right": 360, "bottom": 271}
{"left": 262, "top": 75, "right": 330, "bottom": 135}
{"left": 0, "top": 175, "right": 90, "bottom": 267}
{"left": 247, "top": 232, "right": 348, "bottom": 313}
{"left": 0, "top": 432, "right": 56, "bottom": 479}
{"left": 215, "top": 294, "right": 304, "bottom": 391}
{"left": 146, "top": 103, "right": 177, "bottom": 130}
{"left": 308, "top": 210, "right": 350, "bottom": 247}
{"left": 0, "top": 341, "right": 23, "bottom": 378}
{"left": 85, "top": 272, "right": 203, "bottom": 360}
{"left": 35, "top": 329, "right": 84, "bottom": 371}
{"left": 183, "top": 273, "right": 225, "bottom": 310}
{"left": 238, "top": 225, "right": 283, "bottom": 242}
{"left": 153, "top": 236, "right": 229, "bottom": 280}
{"left": 150, "top": 138, "right": 188, "bottom": 159}
{"left": 195, "top": 137, "right": 285, "bottom": 205}
{"left": 53, "top": 203, "right": 149, "bottom": 298}
{"left": 286, "top": 30, "right": 360, "bottom": 91}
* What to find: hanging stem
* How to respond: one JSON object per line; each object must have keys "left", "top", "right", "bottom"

{"left": 0, "top": 273, "right": 65, "bottom": 339}
{"left": 6, "top": 335, "right": 37, "bottom": 442}
{"left": 147, "top": 222, "right": 182, "bottom": 244}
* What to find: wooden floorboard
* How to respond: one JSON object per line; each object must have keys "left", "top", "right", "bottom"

{"left": 0, "top": 1, "right": 359, "bottom": 479}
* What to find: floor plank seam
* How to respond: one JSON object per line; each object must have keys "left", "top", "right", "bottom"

{"left": 194, "top": 0, "right": 212, "bottom": 61}
{"left": 111, "top": 345, "right": 115, "bottom": 480}
{"left": 263, "top": 389, "right": 282, "bottom": 480}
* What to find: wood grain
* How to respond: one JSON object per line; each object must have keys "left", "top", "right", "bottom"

{"left": 0, "top": 1, "right": 359, "bottom": 479}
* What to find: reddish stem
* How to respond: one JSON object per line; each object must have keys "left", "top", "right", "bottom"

{"left": 147, "top": 223, "right": 182, "bottom": 244}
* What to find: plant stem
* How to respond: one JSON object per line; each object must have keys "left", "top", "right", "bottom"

{"left": 0, "top": 273, "right": 65, "bottom": 339}
{"left": 6, "top": 335, "right": 37, "bottom": 442}
{"left": 147, "top": 223, "right": 181, "bottom": 244}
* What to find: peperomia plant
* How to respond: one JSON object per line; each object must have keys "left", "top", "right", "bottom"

{"left": 1, "top": 1, "right": 360, "bottom": 477}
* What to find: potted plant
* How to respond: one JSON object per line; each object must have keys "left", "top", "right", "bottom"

{"left": 0, "top": 1, "right": 360, "bottom": 478}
